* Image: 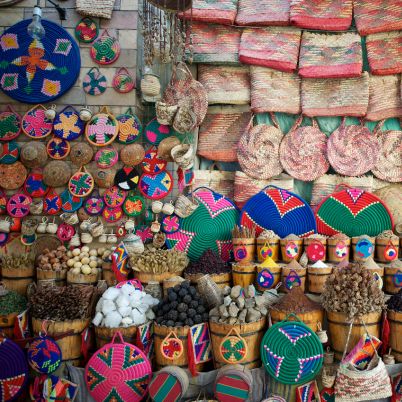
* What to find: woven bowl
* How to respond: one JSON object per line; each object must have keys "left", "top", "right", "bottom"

{"left": 43, "top": 161, "right": 71, "bottom": 187}
{"left": 0, "top": 161, "right": 27, "bottom": 190}
{"left": 158, "top": 136, "right": 181, "bottom": 161}
{"left": 120, "top": 143, "right": 145, "bottom": 166}
{"left": 20, "top": 142, "right": 48, "bottom": 168}
{"left": 94, "top": 169, "right": 116, "bottom": 188}
{"left": 70, "top": 142, "right": 94, "bottom": 166}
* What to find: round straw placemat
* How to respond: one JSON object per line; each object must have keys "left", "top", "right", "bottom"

{"left": 315, "top": 187, "right": 394, "bottom": 237}
{"left": 166, "top": 187, "right": 239, "bottom": 261}
{"left": 261, "top": 316, "right": 324, "bottom": 385}
{"left": 53, "top": 106, "right": 84, "bottom": 141}
{"left": 0, "top": 19, "right": 80, "bottom": 103}
{"left": 239, "top": 186, "right": 316, "bottom": 238}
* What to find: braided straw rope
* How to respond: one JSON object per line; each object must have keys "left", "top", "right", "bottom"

{"left": 235, "top": 0, "right": 290, "bottom": 26}
{"left": 237, "top": 114, "right": 284, "bottom": 180}
{"left": 279, "top": 117, "right": 329, "bottom": 181}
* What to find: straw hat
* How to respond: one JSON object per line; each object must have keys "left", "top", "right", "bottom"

{"left": 20, "top": 142, "right": 47, "bottom": 168}
{"left": 43, "top": 161, "right": 71, "bottom": 187}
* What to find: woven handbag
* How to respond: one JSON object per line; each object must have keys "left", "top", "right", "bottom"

{"left": 251, "top": 66, "right": 301, "bottom": 114}
{"left": 234, "top": 171, "right": 294, "bottom": 210}
{"left": 366, "top": 31, "right": 402, "bottom": 76}
{"left": 298, "top": 32, "right": 362, "bottom": 78}
{"left": 189, "top": 22, "right": 241, "bottom": 65}
{"left": 198, "top": 65, "right": 250, "bottom": 105}
{"left": 239, "top": 27, "right": 301, "bottom": 72}
{"left": 290, "top": 0, "right": 353, "bottom": 30}
{"left": 237, "top": 113, "right": 284, "bottom": 180}
{"left": 197, "top": 107, "right": 252, "bottom": 162}
{"left": 327, "top": 119, "right": 379, "bottom": 176}
{"left": 76, "top": 0, "right": 116, "bottom": 19}
{"left": 235, "top": 0, "right": 290, "bottom": 26}
{"left": 366, "top": 75, "right": 402, "bottom": 121}
{"left": 301, "top": 72, "right": 369, "bottom": 117}
{"left": 181, "top": 0, "right": 238, "bottom": 25}
{"left": 353, "top": 0, "right": 402, "bottom": 36}
{"left": 193, "top": 163, "right": 235, "bottom": 199}
{"left": 279, "top": 117, "right": 329, "bottom": 181}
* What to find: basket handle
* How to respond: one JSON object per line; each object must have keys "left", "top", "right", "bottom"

{"left": 223, "top": 327, "right": 243, "bottom": 339}
{"left": 374, "top": 119, "right": 385, "bottom": 135}
{"left": 208, "top": 162, "right": 223, "bottom": 173}
{"left": 269, "top": 112, "right": 280, "bottom": 129}
{"left": 100, "top": 106, "right": 110, "bottom": 114}
{"left": 283, "top": 313, "right": 303, "bottom": 323}
{"left": 111, "top": 330, "right": 125, "bottom": 344}
{"left": 289, "top": 115, "right": 304, "bottom": 133}
{"left": 58, "top": 105, "right": 76, "bottom": 114}
{"left": 333, "top": 183, "right": 351, "bottom": 193}
{"left": 88, "top": 67, "right": 101, "bottom": 78}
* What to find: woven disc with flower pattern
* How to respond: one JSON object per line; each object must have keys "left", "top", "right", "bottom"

{"left": 220, "top": 335, "right": 247, "bottom": 364}
{"left": 102, "top": 205, "right": 124, "bottom": 223}
{"left": 139, "top": 171, "right": 173, "bottom": 200}
{"left": 142, "top": 148, "right": 167, "bottom": 174}
{"left": 240, "top": 186, "right": 316, "bottom": 238}
{"left": 60, "top": 188, "right": 82, "bottom": 212}
{"left": 123, "top": 193, "right": 145, "bottom": 217}
{"left": 85, "top": 338, "right": 152, "bottom": 402}
{"left": 24, "top": 171, "right": 48, "bottom": 198}
{"left": 161, "top": 337, "right": 183, "bottom": 360}
{"left": 90, "top": 31, "right": 121, "bottom": 65}
{"left": 261, "top": 319, "right": 324, "bottom": 385}
{"left": 166, "top": 188, "right": 239, "bottom": 261}
{"left": 0, "top": 140, "right": 19, "bottom": 164}
{"left": 75, "top": 17, "right": 98, "bottom": 43}
{"left": 116, "top": 113, "right": 142, "bottom": 144}
{"left": 85, "top": 111, "right": 118, "bottom": 147}
{"left": 27, "top": 336, "right": 62, "bottom": 375}
{"left": 22, "top": 106, "right": 53, "bottom": 139}
{"left": 104, "top": 186, "right": 127, "bottom": 208}
{"left": 7, "top": 193, "right": 31, "bottom": 217}
{"left": 162, "top": 215, "right": 180, "bottom": 234}
{"left": 68, "top": 170, "right": 94, "bottom": 198}
{"left": 53, "top": 107, "right": 84, "bottom": 141}
{"left": 0, "top": 107, "right": 21, "bottom": 141}
{"left": 47, "top": 136, "right": 70, "bottom": 160}
{"left": 0, "top": 19, "right": 80, "bottom": 103}
{"left": 315, "top": 188, "right": 394, "bottom": 237}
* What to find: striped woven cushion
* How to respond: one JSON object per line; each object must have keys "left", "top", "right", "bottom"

{"left": 215, "top": 374, "right": 250, "bottom": 402}
{"left": 148, "top": 372, "right": 182, "bottom": 402}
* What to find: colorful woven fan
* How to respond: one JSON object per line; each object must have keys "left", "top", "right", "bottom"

{"left": 68, "top": 167, "right": 94, "bottom": 198}
{"left": 84, "top": 190, "right": 105, "bottom": 215}
{"left": 74, "top": 17, "right": 98, "bottom": 43}
{"left": 85, "top": 106, "right": 119, "bottom": 146}
{"left": 0, "top": 19, "right": 81, "bottom": 103}
{"left": 166, "top": 187, "right": 239, "bottom": 261}
{"left": 7, "top": 193, "right": 31, "bottom": 218}
{"left": 0, "top": 191, "right": 7, "bottom": 215}
{"left": 22, "top": 105, "right": 53, "bottom": 139}
{"left": 215, "top": 368, "right": 252, "bottom": 402}
{"left": 116, "top": 109, "right": 142, "bottom": 144}
{"left": 47, "top": 136, "right": 70, "bottom": 160}
{"left": 115, "top": 167, "right": 140, "bottom": 191}
{"left": 139, "top": 171, "right": 173, "bottom": 200}
{"left": 162, "top": 215, "right": 180, "bottom": 234}
{"left": 240, "top": 186, "right": 316, "bottom": 238}
{"left": 85, "top": 331, "right": 152, "bottom": 402}
{"left": 123, "top": 193, "right": 145, "bottom": 217}
{"left": 83, "top": 67, "right": 107, "bottom": 96}
{"left": 60, "top": 189, "right": 83, "bottom": 212}
{"left": 102, "top": 206, "right": 124, "bottom": 223}
{"left": 315, "top": 187, "right": 394, "bottom": 237}
{"left": 24, "top": 171, "right": 48, "bottom": 198}
{"left": 261, "top": 315, "right": 324, "bottom": 385}
{"left": 0, "top": 105, "right": 21, "bottom": 141}
{"left": 27, "top": 336, "right": 62, "bottom": 374}
{"left": 0, "top": 337, "right": 29, "bottom": 402}
{"left": 160, "top": 332, "right": 184, "bottom": 360}
{"left": 53, "top": 106, "right": 84, "bottom": 141}
{"left": 104, "top": 186, "right": 127, "bottom": 208}
{"left": 90, "top": 30, "right": 120, "bottom": 65}
{"left": 0, "top": 141, "right": 19, "bottom": 164}
{"left": 112, "top": 68, "right": 135, "bottom": 93}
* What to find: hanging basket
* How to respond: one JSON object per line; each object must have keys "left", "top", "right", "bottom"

{"left": 76, "top": 0, "right": 116, "bottom": 19}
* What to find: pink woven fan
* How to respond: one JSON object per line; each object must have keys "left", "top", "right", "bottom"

{"left": 327, "top": 119, "right": 380, "bottom": 177}
{"left": 279, "top": 117, "right": 329, "bottom": 181}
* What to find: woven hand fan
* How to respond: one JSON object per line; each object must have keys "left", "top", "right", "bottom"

{"left": 166, "top": 187, "right": 239, "bottom": 261}
{"left": 47, "top": 136, "right": 70, "bottom": 160}
{"left": 60, "top": 188, "right": 83, "bottom": 212}
{"left": 43, "top": 188, "right": 62, "bottom": 215}
{"left": 22, "top": 105, "right": 53, "bottom": 139}
{"left": 27, "top": 336, "right": 62, "bottom": 374}
{"left": 139, "top": 171, "right": 173, "bottom": 200}
{"left": 116, "top": 108, "right": 142, "bottom": 144}
{"left": 83, "top": 67, "right": 107, "bottom": 96}
{"left": 239, "top": 186, "right": 316, "bottom": 238}
{"left": 68, "top": 167, "right": 94, "bottom": 198}
{"left": 53, "top": 105, "right": 84, "bottom": 141}
{"left": 7, "top": 193, "right": 31, "bottom": 217}
{"left": 123, "top": 193, "right": 145, "bottom": 217}
{"left": 95, "top": 147, "right": 118, "bottom": 169}
{"left": 85, "top": 106, "right": 119, "bottom": 146}
{"left": 24, "top": 170, "right": 48, "bottom": 198}
{"left": 0, "top": 105, "right": 21, "bottom": 141}
{"left": 315, "top": 187, "right": 394, "bottom": 237}
{"left": 112, "top": 68, "right": 135, "bottom": 93}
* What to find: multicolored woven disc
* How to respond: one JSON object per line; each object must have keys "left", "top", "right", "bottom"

{"left": 74, "top": 17, "right": 98, "bottom": 43}
{"left": 22, "top": 105, "right": 53, "bottom": 139}
{"left": 116, "top": 111, "right": 142, "bottom": 144}
{"left": 142, "top": 148, "right": 167, "bottom": 174}
{"left": 85, "top": 108, "right": 119, "bottom": 146}
{"left": 123, "top": 193, "right": 145, "bottom": 217}
{"left": 47, "top": 136, "right": 70, "bottom": 160}
{"left": 215, "top": 372, "right": 251, "bottom": 402}
{"left": 24, "top": 171, "right": 48, "bottom": 198}
{"left": 144, "top": 118, "right": 176, "bottom": 146}
{"left": 104, "top": 186, "right": 127, "bottom": 208}
{"left": 261, "top": 317, "right": 324, "bottom": 385}
{"left": 60, "top": 188, "right": 83, "bottom": 212}
{"left": 95, "top": 147, "right": 118, "bottom": 169}
{"left": 84, "top": 191, "right": 105, "bottom": 215}
{"left": 115, "top": 167, "right": 140, "bottom": 191}
{"left": 0, "top": 106, "right": 21, "bottom": 141}
{"left": 43, "top": 189, "right": 62, "bottom": 215}
{"left": 240, "top": 186, "right": 316, "bottom": 238}
{"left": 166, "top": 188, "right": 239, "bottom": 261}
{"left": 102, "top": 205, "right": 124, "bottom": 223}
{"left": 315, "top": 188, "right": 394, "bottom": 237}
{"left": 0, "top": 140, "right": 19, "bottom": 164}
{"left": 68, "top": 169, "right": 94, "bottom": 198}
{"left": 83, "top": 67, "right": 107, "bottom": 96}
{"left": 27, "top": 336, "right": 62, "bottom": 374}
{"left": 149, "top": 369, "right": 186, "bottom": 402}
{"left": 139, "top": 171, "right": 173, "bottom": 200}
{"left": 53, "top": 106, "right": 84, "bottom": 141}
{"left": 7, "top": 193, "right": 31, "bottom": 217}
{"left": 90, "top": 30, "right": 121, "bottom": 65}
{"left": 161, "top": 215, "right": 180, "bottom": 234}
{"left": 112, "top": 68, "right": 135, "bottom": 93}
{"left": 0, "top": 19, "right": 81, "bottom": 103}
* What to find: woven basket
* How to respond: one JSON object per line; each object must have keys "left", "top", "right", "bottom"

{"left": 76, "top": 0, "right": 116, "bottom": 19}
{"left": 298, "top": 32, "right": 362, "bottom": 78}
{"left": 188, "top": 22, "right": 241, "bottom": 65}
{"left": 181, "top": 0, "right": 238, "bottom": 25}
{"left": 374, "top": 185, "right": 402, "bottom": 230}
{"left": 250, "top": 66, "right": 301, "bottom": 114}
{"left": 234, "top": 171, "right": 294, "bottom": 210}
{"left": 237, "top": 114, "right": 284, "bottom": 180}
{"left": 198, "top": 107, "right": 251, "bottom": 162}
{"left": 366, "top": 31, "right": 402, "bottom": 76}
{"left": 43, "top": 160, "right": 71, "bottom": 187}
{"left": 239, "top": 27, "right": 301, "bottom": 72}
{"left": 327, "top": 119, "right": 380, "bottom": 177}
{"left": 0, "top": 161, "right": 27, "bottom": 190}
{"left": 301, "top": 72, "right": 369, "bottom": 117}
{"left": 290, "top": 0, "right": 353, "bottom": 30}
{"left": 279, "top": 117, "right": 329, "bottom": 181}
{"left": 235, "top": 0, "right": 290, "bottom": 25}
{"left": 353, "top": 0, "right": 402, "bottom": 35}
{"left": 70, "top": 142, "right": 94, "bottom": 166}
{"left": 198, "top": 65, "right": 250, "bottom": 105}
{"left": 20, "top": 142, "right": 47, "bottom": 168}
{"left": 194, "top": 163, "right": 235, "bottom": 199}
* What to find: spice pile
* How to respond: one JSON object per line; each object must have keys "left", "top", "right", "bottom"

{"left": 1, "top": 255, "right": 33, "bottom": 269}
{"left": 154, "top": 281, "right": 209, "bottom": 327}
{"left": 0, "top": 289, "right": 26, "bottom": 315}
{"left": 184, "top": 249, "right": 230, "bottom": 275}
{"left": 271, "top": 287, "right": 321, "bottom": 313}
{"left": 387, "top": 289, "right": 402, "bottom": 312}
{"left": 377, "top": 230, "right": 398, "bottom": 240}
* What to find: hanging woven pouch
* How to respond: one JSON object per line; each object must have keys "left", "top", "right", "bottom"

{"left": 235, "top": 0, "right": 290, "bottom": 26}
{"left": 237, "top": 113, "right": 284, "bottom": 180}
{"left": 180, "top": 0, "right": 238, "bottom": 25}
{"left": 0, "top": 105, "right": 21, "bottom": 141}
{"left": 83, "top": 67, "right": 107, "bottom": 96}
{"left": 90, "top": 29, "right": 120, "bottom": 65}
{"left": 112, "top": 68, "right": 135, "bottom": 93}
{"left": 279, "top": 116, "right": 329, "bottom": 181}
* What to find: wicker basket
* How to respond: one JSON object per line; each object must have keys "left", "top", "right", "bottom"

{"left": 120, "top": 143, "right": 145, "bottom": 166}
{"left": 70, "top": 143, "right": 94, "bottom": 167}
{"left": 76, "top": 0, "right": 116, "bottom": 19}
{"left": 193, "top": 164, "right": 235, "bottom": 199}
{"left": 20, "top": 142, "right": 47, "bottom": 168}
{"left": 43, "top": 161, "right": 71, "bottom": 187}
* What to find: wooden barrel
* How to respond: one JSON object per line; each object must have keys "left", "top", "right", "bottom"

{"left": 37, "top": 268, "right": 67, "bottom": 287}
{"left": 384, "top": 266, "right": 402, "bottom": 294}
{"left": 327, "top": 238, "right": 351, "bottom": 263}
{"left": 375, "top": 238, "right": 399, "bottom": 263}
{"left": 94, "top": 325, "right": 138, "bottom": 349}
{"left": 209, "top": 317, "right": 266, "bottom": 369}
{"left": 231, "top": 262, "right": 256, "bottom": 288}
{"left": 327, "top": 311, "right": 381, "bottom": 360}
{"left": 255, "top": 263, "right": 281, "bottom": 292}
{"left": 270, "top": 309, "right": 324, "bottom": 332}
{"left": 2, "top": 266, "right": 34, "bottom": 296}
{"left": 67, "top": 271, "right": 99, "bottom": 286}
{"left": 307, "top": 266, "right": 333, "bottom": 294}
{"left": 133, "top": 271, "right": 183, "bottom": 287}
{"left": 256, "top": 238, "right": 280, "bottom": 262}
{"left": 388, "top": 310, "right": 402, "bottom": 362}
{"left": 304, "top": 238, "right": 327, "bottom": 262}
{"left": 32, "top": 318, "right": 90, "bottom": 366}
{"left": 102, "top": 261, "right": 117, "bottom": 287}
{"left": 184, "top": 272, "right": 231, "bottom": 289}
{"left": 153, "top": 324, "right": 206, "bottom": 371}
{"left": 0, "top": 312, "right": 17, "bottom": 338}
{"left": 281, "top": 267, "right": 306, "bottom": 293}
{"left": 351, "top": 237, "right": 375, "bottom": 262}
{"left": 232, "top": 238, "right": 255, "bottom": 263}
{"left": 280, "top": 239, "right": 303, "bottom": 262}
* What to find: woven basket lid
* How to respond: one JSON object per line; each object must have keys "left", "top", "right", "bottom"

{"left": 215, "top": 364, "right": 253, "bottom": 402}
{"left": 43, "top": 160, "right": 71, "bottom": 187}
{"left": 149, "top": 366, "right": 189, "bottom": 402}
{"left": 20, "top": 142, "right": 48, "bottom": 168}
{"left": 0, "top": 337, "right": 29, "bottom": 401}
{"left": 70, "top": 142, "right": 94, "bottom": 166}
{"left": 279, "top": 118, "right": 329, "bottom": 181}
{"left": 0, "top": 161, "right": 27, "bottom": 190}
{"left": 120, "top": 143, "right": 145, "bottom": 166}
{"left": 327, "top": 120, "right": 380, "bottom": 176}
{"left": 27, "top": 336, "right": 62, "bottom": 374}
{"left": 237, "top": 115, "right": 283, "bottom": 180}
